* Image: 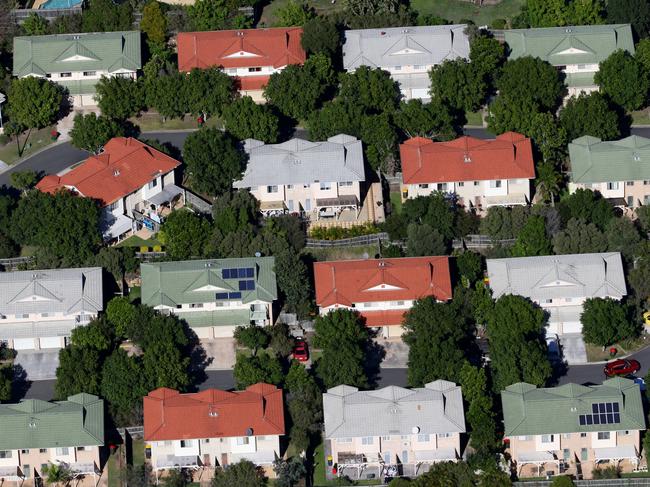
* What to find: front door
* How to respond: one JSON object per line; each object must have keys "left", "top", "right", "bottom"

{"left": 221, "top": 453, "right": 228, "bottom": 467}
{"left": 401, "top": 450, "right": 408, "bottom": 464}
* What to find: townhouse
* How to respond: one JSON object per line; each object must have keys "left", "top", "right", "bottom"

{"left": 313, "top": 256, "right": 452, "bottom": 338}
{"left": 400, "top": 132, "right": 535, "bottom": 210}
{"left": 503, "top": 24, "right": 634, "bottom": 97}
{"left": 233, "top": 135, "right": 380, "bottom": 223}
{"left": 0, "top": 393, "right": 104, "bottom": 485}
{"left": 36, "top": 137, "right": 182, "bottom": 241}
{"left": 140, "top": 257, "right": 277, "bottom": 339}
{"left": 13, "top": 31, "right": 141, "bottom": 107}
{"left": 502, "top": 378, "right": 645, "bottom": 479}
{"left": 568, "top": 135, "right": 650, "bottom": 210}
{"left": 323, "top": 380, "right": 466, "bottom": 481}
{"left": 177, "top": 27, "right": 305, "bottom": 102}
{"left": 0, "top": 267, "right": 103, "bottom": 351}
{"left": 342, "top": 25, "right": 469, "bottom": 101}
{"left": 486, "top": 252, "right": 626, "bottom": 365}
{"left": 143, "top": 384, "right": 285, "bottom": 480}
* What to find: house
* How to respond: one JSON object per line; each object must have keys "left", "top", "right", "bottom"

{"left": 314, "top": 256, "right": 452, "bottom": 338}
{"left": 503, "top": 24, "right": 634, "bottom": 97}
{"left": 143, "top": 384, "right": 285, "bottom": 480}
{"left": 177, "top": 27, "right": 305, "bottom": 102}
{"left": 0, "top": 393, "right": 105, "bottom": 485}
{"left": 36, "top": 137, "right": 182, "bottom": 242}
{"left": 342, "top": 25, "right": 469, "bottom": 101}
{"left": 502, "top": 378, "right": 645, "bottom": 479}
{"left": 486, "top": 253, "right": 626, "bottom": 365}
{"left": 13, "top": 31, "right": 141, "bottom": 107}
{"left": 233, "top": 135, "right": 381, "bottom": 224}
{"left": 140, "top": 257, "right": 277, "bottom": 339}
{"left": 0, "top": 267, "right": 103, "bottom": 351}
{"left": 400, "top": 132, "right": 535, "bottom": 210}
{"left": 568, "top": 135, "right": 650, "bottom": 210}
{"left": 323, "top": 380, "right": 466, "bottom": 481}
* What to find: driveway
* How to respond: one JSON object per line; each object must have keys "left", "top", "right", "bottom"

{"left": 560, "top": 333, "right": 588, "bottom": 365}
{"left": 200, "top": 338, "right": 236, "bottom": 370}
{"left": 377, "top": 338, "right": 409, "bottom": 368}
{"left": 14, "top": 350, "right": 59, "bottom": 381}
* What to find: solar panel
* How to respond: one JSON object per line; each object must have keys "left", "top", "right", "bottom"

{"left": 222, "top": 267, "right": 255, "bottom": 280}
{"left": 578, "top": 402, "right": 621, "bottom": 427}
{"left": 229, "top": 292, "right": 242, "bottom": 299}
{"left": 215, "top": 292, "right": 228, "bottom": 300}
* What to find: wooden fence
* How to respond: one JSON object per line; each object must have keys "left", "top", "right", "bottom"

{"left": 305, "top": 232, "right": 390, "bottom": 248}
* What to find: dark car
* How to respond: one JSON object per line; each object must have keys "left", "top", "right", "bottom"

{"left": 604, "top": 359, "right": 640, "bottom": 377}
{"left": 292, "top": 340, "right": 309, "bottom": 362}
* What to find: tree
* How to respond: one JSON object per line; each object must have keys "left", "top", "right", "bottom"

{"left": 182, "top": 128, "right": 244, "bottom": 197}
{"left": 313, "top": 309, "right": 369, "bottom": 389}
{"left": 69, "top": 113, "right": 124, "bottom": 153}
{"left": 0, "top": 365, "right": 12, "bottom": 401}
{"left": 106, "top": 297, "right": 137, "bottom": 338}
{"left": 582, "top": 298, "right": 637, "bottom": 347}
{"left": 393, "top": 98, "right": 457, "bottom": 139}
{"left": 274, "top": 0, "right": 314, "bottom": 26}
{"left": 559, "top": 92, "right": 622, "bottom": 142}
{"left": 535, "top": 162, "right": 562, "bottom": 206}
{"left": 275, "top": 250, "right": 312, "bottom": 317}
{"left": 183, "top": 68, "right": 234, "bottom": 118}
{"left": 520, "top": 0, "right": 604, "bottom": 27}
{"left": 188, "top": 0, "right": 235, "bottom": 31}
{"left": 70, "top": 317, "right": 114, "bottom": 351}
{"left": 496, "top": 57, "right": 564, "bottom": 112}
{"left": 8, "top": 77, "right": 62, "bottom": 129}
{"left": 140, "top": 1, "right": 167, "bottom": 50}
{"left": 487, "top": 295, "right": 552, "bottom": 392}
{"left": 551, "top": 476, "right": 576, "bottom": 487}
{"left": 338, "top": 66, "right": 401, "bottom": 113}
{"left": 233, "top": 352, "right": 283, "bottom": 389}
{"left": 595, "top": 50, "right": 649, "bottom": 111}
{"left": 301, "top": 16, "right": 339, "bottom": 56}
{"left": 284, "top": 361, "right": 322, "bottom": 451}
{"left": 212, "top": 459, "right": 266, "bottom": 487}
{"left": 10, "top": 170, "right": 38, "bottom": 193}
{"left": 456, "top": 251, "right": 483, "bottom": 286}
{"left": 636, "top": 39, "right": 650, "bottom": 74}
{"left": 605, "top": 217, "right": 641, "bottom": 261}
{"left": 273, "top": 457, "right": 305, "bottom": 487}
{"left": 406, "top": 223, "right": 446, "bottom": 256}
{"left": 95, "top": 76, "right": 144, "bottom": 120}
{"left": 469, "top": 34, "right": 505, "bottom": 90}
{"left": 553, "top": 218, "right": 607, "bottom": 254}
{"left": 101, "top": 349, "right": 146, "bottom": 425}
{"left": 607, "top": 0, "right": 650, "bottom": 39}
{"left": 412, "top": 461, "right": 475, "bottom": 487}
{"left": 212, "top": 190, "right": 259, "bottom": 234}
{"left": 82, "top": 0, "right": 133, "bottom": 32}
{"left": 403, "top": 298, "right": 472, "bottom": 386}
{"left": 429, "top": 59, "right": 486, "bottom": 112}
{"left": 158, "top": 210, "right": 211, "bottom": 259}
{"left": 22, "top": 13, "right": 49, "bottom": 35}
{"left": 511, "top": 215, "right": 552, "bottom": 257}
{"left": 630, "top": 242, "right": 650, "bottom": 301}
{"left": 55, "top": 346, "right": 102, "bottom": 398}
{"left": 41, "top": 463, "right": 73, "bottom": 487}
{"left": 161, "top": 470, "right": 190, "bottom": 487}
{"left": 94, "top": 246, "right": 138, "bottom": 287}
{"left": 234, "top": 325, "right": 270, "bottom": 355}
{"left": 145, "top": 73, "right": 187, "bottom": 120}
{"left": 558, "top": 188, "right": 614, "bottom": 230}
{"left": 527, "top": 111, "right": 568, "bottom": 163}
{"left": 459, "top": 363, "right": 498, "bottom": 455}
{"left": 222, "top": 97, "right": 279, "bottom": 143}
{"left": 267, "top": 322, "right": 294, "bottom": 358}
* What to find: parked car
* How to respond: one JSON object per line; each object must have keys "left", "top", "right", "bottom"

{"left": 292, "top": 340, "right": 309, "bottom": 362}
{"left": 546, "top": 334, "right": 561, "bottom": 363}
{"left": 604, "top": 359, "right": 640, "bottom": 377}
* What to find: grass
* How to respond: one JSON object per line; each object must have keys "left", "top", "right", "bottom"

{"left": 128, "top": 285, "right": 141, "bottom": 303}
{"left": 106, "top": 446, "right": 124, "bottom": 487}
{"left": 312, "top": 441, "right": 382, "bottom": 486}
{"left": 132, "top": 438, "right": 145, "bottom": 468}
{"left": 303, "top": 244, "right": 380, "bottom": 262}
{"left": 117, "top": 234, "right": 162, "bottom": 249}
{"left": 259, "top": 0, "right": 345, "bottom": 26}
{"left": 410, "top": 0, "right": 524, "bottom": 26}
{"left": 389, "top": 191, "right": 402, "bottom": 215}
{"left": 585, "top": 336, "right": 649, "bottom": 362}
{"left": 19, "top": 245, "right": 38, "bottom": 257}
{"left": 0, "top": 126, "right": 58, "bottom": 165}
{"left": 465, "top": 110, "right": 484, "bottom": 127}
{"left": 129, "top": 112, "right": 222, "bottom": 133}
{"left": 630, "top": 108, "right": 650, "bottom": 125}
{"left": 622, "top": 472, "right": 650, "bottom": 478}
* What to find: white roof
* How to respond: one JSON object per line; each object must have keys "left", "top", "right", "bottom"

{"left": 234, "top": 135, "right": 365, "bottom": 188}
{"left": 594, "top": 445, "right": 638, "bottom": 461}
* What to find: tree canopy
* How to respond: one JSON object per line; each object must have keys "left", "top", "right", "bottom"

{"left": 212, "top": 459, "right": 267, "bottom": 487}
{"left": 69, "top": 113, "right": 124, "bottom": 154}
{"left": 553, "top": 218, "right": 607, "bottom": 255}
{"left": 511, "top": 215, "right": 552, "bottom": 257}
{"left": 158, "top": 210, "right": 211, "bottom": 260}
{"left": 8, "top": 77, "right": 63, "bottom": 130}
{"left": 429, "top": 59, "right": 486, "bottom": 113}
{"left": 222, "top": 96, "right": 280, "bottom": 143}
{"left": 300, "top": 16, "right": 340, "bottom": 56}
{"left": 581, "top": 298, "right": 638, "bottom": 347}
{"left": 95, "top": 76, "right": 144, "bottom": 120}
{"left": 558, "top": 92, "right": 622, "bottom": 142}
{"left": 607, "top": 0, "right": 650, "bottom": 39}
{"left": 595, "top": 50, "right": 649, "bottom": 111}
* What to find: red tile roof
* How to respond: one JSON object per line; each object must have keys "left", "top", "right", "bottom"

{"left": 400, "top": 132, "right": 535, "bottom": 184}
{"left": 314, "top": 257, "right": 453, "bottom": 310}
{"left": 143, "top": 383, "right": 285, "bottom": 441}
{"left": 36, "top": 137, "right": 181, "bottom": 206}
{"left": 362, "top": 310, "right": 409, "bottom": 327}
{"left": 237, "top": 75, "right": 270, "bottom": 91}
{"left": 177, "top": 28, "right": 305, "bottom": 73}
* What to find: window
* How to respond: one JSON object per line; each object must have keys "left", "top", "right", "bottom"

{"left": 236, "top": 437, "right": 250, "bottom": 446}
{"left": 577, "top": 64, "right": 586, "bottom": 70}
{"left": 417, "top": 434, "right": 430, "bottom": 442}
{"left": 164, "top": 441, "right": 172, "bottom": 446}
{"left": 436, "top": 183, "right": 448, "bottom": 191}
{"left": 287, "top": 200, "right": 294, "bottom": 211}
{"left": 303, "top": 184, "right": 310, "bottom": 188}
{"left": 180, "top": 440, "right": 194, "bottom": 448}
{"left": 339, "top": 181, "right": 353, "bottom": 187}
{"left": 627, "top": 196, "right": 634, "bottom": 207}
{"left": 381, "top": 436, "right": 391, "bottom": 441}
{"left": 414, "top": 65, "right": 423, "bottom": 70}
{"left": 627, "top": 181, "right": 635, "bottom": 186}
{"left": 83, "top": 71, "right": 96, "bottom": 76}
{"left": 59, "top": 72, "right": 72, "bottom": 78}
{"left": 338, "top": 438, "right": 353, "bottom": 443}
{"left": 20, "top": 314, "right": 29, "bottom": 319}
{"left": 23, "top": 465, "right": 30, "bottom": 478}
{"left": 489, "top": 180, "right": 502, "bottom": 188}
{"left": 0, "top": 451, "right": 11, "bottom": 459}
{"left": 458, "top": 182, "right": 464, "bottom": 187}
{"left": 55, "top": 447, "right": 69, "bottom": 456}
{"left": 437, "top": 433, "right": 451, "bottom": 438}
{"left": 597, "top": 432, "right": 610, "bottom": 440}
{"left": 544, "top": 299, "right": 553, "bottom": 304}
{"left": 21, "top": 449, "right": 29, "bottom": 454}
{"left": 189, "top": 303, "right": 204, "bottom": 309}
{"left": 418, "top": 184, "right": 429, "bottom": 189}
{"left": 645, "top": 181, "right": 650, "bottom": 186}
{"left": 39, "top": 449, "right": 47, "bottom": 454}
{"left": 400, "top": 435, "right": 409, "bottom": 440}
{"left": 202, "top": 439, "right": 210, "bottom": 444}
{"left": 565, "top": 298, "right": 573, "bottom": 303}
{"left": 106, "top": 201, "right": 119, "bottom": 212}
{"left": 563, "top": 449, "right": 570, "bottom": 460}
{"left": 607, "top": 181, "right": 619, "bottom": 190}
{"left": 286, "top": 184, "right": 293, "bottom": 190}
{"left": 361, "top": 437, "right": 374, "bottom": 445}
{"left": 41, "top": 464, "right": 48, "bottom": 473}
{"left": 580, "top": 433, "right": 587, "bottom": 438}
{"left": 147, "top": 179, "right": 158, "bottom": 189}
{"left": 267, "top": 185, "right": 278, "bottom": 193}
{"left": 227, "top": 68, "right": 237, "bottom": 74}
{"left": 561, "top": 433, "right": 571, "bottom": 439}
{"left": 394, "top": 66, "right": 402, "bottom": 70}
{"left": 518, "top": 436, "right": 531, "bottom": 441}
{"left": 46, "top": 74, "right": 51, "bottom": 78}
{"left": 474, "top": 181, "right": 480, "bottom": 186}
{"left": 541, "top": 434, "right": 554, "bottom": 443}
{"left": 248, "top": 67, "right": 262, "bottom": 72}
{"left": 581, "top": 448, "right": 588, "bottom": 461}
{"left": 320, "top": 182, "right": 331, "bottom": 190}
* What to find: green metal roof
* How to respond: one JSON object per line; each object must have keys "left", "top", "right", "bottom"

{"left": 13, "top": 31, "right": 141, "bottom": 78}
{"left": 504, "top": 24, "right": 634, "bottom": 67}
{"left": 564, "top": 71, "right": 597, "bottom": 88}
{"left": 569, "top": 134, "right": 650, "bottom": 183}
{"left": 0, "top": 393, "right": 104, "bottom": 450}
{"left": 501, "top": 378, "right": 645, "bottom": 437}
{"left": 140, "top": 257, "right": 278, "bottom": 314}
{"left": 57, "top": 79, "right": 100, "bottom": 95}
{"left": 177, "top": 309, "right": 253, "bottom": 328}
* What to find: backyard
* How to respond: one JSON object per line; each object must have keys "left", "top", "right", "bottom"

{"left": 410, "top": 0, "right": 524, "bottom": 26}
{"left": 260, "top": 0, "right": 344, "bottom": 26}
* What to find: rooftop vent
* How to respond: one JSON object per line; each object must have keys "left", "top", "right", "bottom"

{"left": 412, "top": 426, "right": 420, "bottom": 434}
{"left": 634, "top": 153, "right": 641, "bottom": 162}
{"left": 378, "top": 261, "right": 386, "bottom": 267}
{"left": 380, "top": 31, "right": 386, "bottom": 36}
{"left": 463, "top": 154, "right": 472, "bottom": 163}
{"left": 565, "top": 28, "right": 572, "bottom": 33}
{"left": 113, "top": 170, "right": 120, "bottom": 177}
{"left": 246, "top": 427, "right": 254, "bottom": 436}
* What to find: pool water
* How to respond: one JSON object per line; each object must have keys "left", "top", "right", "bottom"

{"left": 40, "top": 0, "right": 82, "bottom": 9}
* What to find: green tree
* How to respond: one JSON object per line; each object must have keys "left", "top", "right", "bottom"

{"left": 480, "top": 206, "right": 530, "bottom": 240}
{"left": 511, "top": 215, "right": 552, "bottom": 257}
{"left": 140, "top": 0, "right": 167, "bottom": 50}
{"left": 212, "top": 459, "right": 266, "bottom": 487}
{"left": 607, "top": 0, "right": 650, "bottom": 39}
{"left": 393, "top": 98, "right": 457, "bottom": 139}
{"left": 535, "top": 161, "right": 563, "bottom": 207}
{"left": 630, "top": 242, "right": 650, "bottom": 301}
{"left": 359, "top": 111, "right": 399, "bottom": 172}
{"left": 273, "top": 456, "right": 305, "bottom": 487}
{"left": 223, "top": 96, "right": 279, "bottom": 143}
{"left": 406, "top": 223, "right": 447, "bottom": 256}
{"left": 55, "top": 346, "right": 102, "bottom": 398}
{"left": 22, "top": 13, "right": 49, "bottom": 35}
{"left": 161, "top": 470, "right": 190, "bottom": 487}
{"left": 95, "top": 76, "right": 144, "bottom": 120}
{"left": 582, "top": 298, "right": 637, "bottom": 346}
{"left": 274, "top": 0, "right": 314, "bottom": 26}
{"left": 456, "top": 251, "right": 483, "bottom": 286}
{"left": 188, "top": 0, "right": 237, "bottom": 31}
{"left": 145, "top": 73, "right": 187, "bottom": 120}
{"left": 559, "top": 92, "right": 622, "bottom": 142}
{"left": 429, "top": 59, "right": 486, "bottom": 112}
{"left": 636, "top": 39, "right": 650, "bottom": 74}
{"left": 469, "top": 34, "right": 506, "bottom": 90}
{"left": 183, "top": 68, "right": 234, "bottom": 118}
{"left": 338, "top": 66, "right": 401, "bottom": 113}
{"left": 558, "top": 188, "right": 614, "bottom": 230}
{"left": 412, "top": 461, "right": 475, "bottom": 487}
{"left": 8, "top": 77, "right": 62, "bottom": 129}
{"left": 69, "top": 113, "right": 124, "bottom": 154}
{"left": 70, "top": 317, "right": 114, "bottom": 351}
{"left": 284, "top": 361, "right": 322, "bottom": 452}
{"left": 275, "top": 250, "right": 312, "bottom": 317}
{"left": 553, "top": 218, "right": 607, "bottom": 254}
{"left": 82, "top": 0, "right": 133, "bottom": 32}
{"left": 234, "top": 325, "right": 270, "bottom": 355}
{"left": 106, "top": 297, "right": 137, "bottom": 338}
{"left": 300, "top": 16, "right": 339, "bottom": 56}
{"left": 101, "top": 349, "right": 146, "bottom": 425}
{"left": 158, "top": 210, "right": 211, "bottom": 259}
{"left": 10, "top": 170, "right": 38, "bottom": 194}
{"left": 0, "top": 365, "right": 12, "bottom": 401}
{"left": 313, "top": 309, "right": 368, "bottom": 388}
{"left": 94, "top": 246, "right": 138, "bottom": 287}
{"left": 267, "top": 322, "right": 294, "bottom": 358}
{"left": 551, "top": 476, "right": 575, "bottom": 487}
{"left": 605, "top": 217, "right": 641, "bottom": 261}
{"left": 595, "top": 50, "right": 649, "bottom": 111}
{"left": 233, "top": 352, "right": 284, "bottom": 389}
{"left": 459, "top": 363, "right": 498, "bottom": 455}
{"left": 212, "top": 190, "right": 259, "bottom": 234}
{"left": 496, "top": 56, "right": 564, "bottom": 112}
{"left": 41, "top": 463, "right": 73, "bottom": 487}
{"left": 183, "top": 128, "right": 244, "bottom": 197}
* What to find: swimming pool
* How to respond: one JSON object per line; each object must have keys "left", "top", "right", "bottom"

{"left": 39, "top": 0, "right": 82, "bottom": 9}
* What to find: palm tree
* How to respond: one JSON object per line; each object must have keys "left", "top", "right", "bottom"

{"left": 41, "top": 462, "right": 73, "bottom": 487}
{"left": 535, "top": 161, "right": 563, "bottom": 207}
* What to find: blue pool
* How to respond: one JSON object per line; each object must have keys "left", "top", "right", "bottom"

{"left": 40, "top": 0, "right": 82, "bottom": 9}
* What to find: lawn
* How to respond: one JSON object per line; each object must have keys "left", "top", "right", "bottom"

{"left": 312, "top": 441, "right": 381, "bottom": 486}
{"left": 117, "top": 234, "right": 162, "bottom": 249}
{"left": 106, "top": 446, "right": 124, "bottom": 487}
{"left": 389, "top": 191, "right": 402, "bottom": 215}
{"left": 129, "top": 112, "right": 222, "bottom": 133}
{"left": 585, "top": 336, "right": 649, "bottom": 362}
{"left": 132, "top": 438, "right": 145, "bottom": 467}
{"left": 630, "top": 108, "right": 650, "bottom": 125}
{"left": 465, "top": 109, "right": 484, "bottom": 127}
{"left": 0, "top": 126, "right": 58, "bottom": 165}
{"left": 410, "top": 0, "right": 524, "bottom": 26}
{"left": 259, "top": 0, "right": 345, "bottom": 26}
{"left": 303, "top": 244, "right": 380, "bottom": 262}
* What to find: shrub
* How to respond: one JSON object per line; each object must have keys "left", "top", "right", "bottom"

{"left": 308, "top": 223, "right": 380, "bottom": 240}
{"left": 592, "top": 466, "right": 619, "bottom": 479}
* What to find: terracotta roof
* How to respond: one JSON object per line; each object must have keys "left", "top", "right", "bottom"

{"left": 314, "top": 257, "right": 453, "bottom": 310}
{"left": 237, "top": 75, "right": 270, "bottom": 91}
{"left": 143, "top": 383, "right": 285, "bottom": 441}
{"left": 400, "top": 132, "right": 535, "bottom": 184}
{"left": 177, "top": 28, "right": 305, "bottom": 72}
{"left": 36, "top": 138, "right": 181, "bottom": 206}
{"left": 362, "top": 310, "right": 408, "bottom": 326}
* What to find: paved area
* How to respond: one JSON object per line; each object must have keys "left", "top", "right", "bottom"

{"left": 560, "top": 333, "right": 588, "bottom": 365}
{"left": 200, "top": 338, "right": 236, "bottom": 370}
{"left": 14, "top": 350, "right": 59, "bottom": 381}
{"left": 377, "top": 338, "right": 409, "bottom": 368}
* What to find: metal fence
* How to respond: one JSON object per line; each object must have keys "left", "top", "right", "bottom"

{"left": 452, "top": 234, "right": 516, "bottom": 249}
{"left": 185, "top": 189, "right": 212, "bottom": 214}
{"left": 135, "top": 251, "right": 166, "bottom": 260}
{"left": 306, "top": 232, "right": 390, "bottom": 248}
{"left": 11, "top": 6, "right": 82, "bottom": 23}
{"left": 0, "top": 256, "right": 34, "bottom": 270}
{"left": 515, "top": 479, "right": 650, "bottom": 487}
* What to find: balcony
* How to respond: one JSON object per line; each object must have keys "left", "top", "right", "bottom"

{"left": 154, "top": 455, "right": 201, "bottom": 471}
{"left": 0, "top": 466, "right": 24, "bottom": 482}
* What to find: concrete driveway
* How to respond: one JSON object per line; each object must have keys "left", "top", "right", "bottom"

{"left": 560, "top": 334, "right": 588, "bottom": 365}
{"left": 200, "top": 338, "right": 236, "bottom": 370}
{"left": 377, "top": 338, "right": 409, "bottom": 368}
{"left": 14, "top": 350, "right": 60, "bottom": 381}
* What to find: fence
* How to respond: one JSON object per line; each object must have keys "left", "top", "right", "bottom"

{"left": 0, "top": 256, "right": 34, "bottom": 270}
{"left": 11, "top": 5, "right": 82, "bottom": 23}
{"left": 185, "top": 189, "right": 212, "bottom": 214}
{"left": 515, "top": 479, "right": 650, "bottom": 487}
{"left": 116, "top": 426, "right": 144, "bottom": 441}
{"left": 452, "top": 234, "right": 516, "bottom": 249}
{"left": 135, "top": 251, "right": 166, "bottom": 260}
{"left": 305, "top": 232, "right": 390, "bottom": 248}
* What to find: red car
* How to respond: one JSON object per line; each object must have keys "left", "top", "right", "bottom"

{"left": 604, "top": 359, "right": 640, "bottom": 377}
{"left": 292, "top": 340, "right": 309, "bottom": 362}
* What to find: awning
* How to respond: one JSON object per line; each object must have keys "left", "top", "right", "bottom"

{"left": 594, "top": 445, "right": 638, "bottom": 462}
{"left": 176, "top": 309, "right": 251, "bottom": 328}
{"left": 361, "top": 310, "right": 407, "bottom": 327}
{"left": 0, "top": 466, "right": 24, "bottom": 481}
{"left": 260, "top": 201, "right": 286, "bottom": 211}
{"left": 146, "top": 184, "right": 184, "bottom": 206}
{"left": 69, "top": 462, "right": 97, "bottom": 475}
{"left": 316, "top": 195, "right": 359, "bottom": 208}
{"left": 518, "top": 451, "right": 557, "bottom": 464}
{"left": 101, "top": 212, "right": 133, "bottom": 240}
{"left": 606, "top": 197, "right": 627, "bottom": 207}
{"left": 230, "top": 449, "right": 277, "bottom": 465}
{"left": 547, "top": 306, "right": 583, "bottom": 325}
{"left": 0, "top": 320, "right": 80, "bottom": 339}
{"left": 414, "top": 449, "right": 457, "bottom": 462}
{"left": 484, "top": 193, "right": 528, "bottom": 207}
{"left": 155, "top": 455, "right": 200, "bottom": 470}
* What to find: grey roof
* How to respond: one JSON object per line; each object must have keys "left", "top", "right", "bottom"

{"left": 323, "top": 380, "right": 466, "bottom": 439}
{"left": 486, "top": 253, "right": 626, "bottom": 302}
{"left": 569, "top": 135, "right": 650, "bottom": 183}
{"left": 234, "top": 135, "right": 365, "bottom": 188}
{"left": 342, "top": 25, "right": 469, "bottom": 71}
{"left": 0, "top": 267, "right": 103, "bottom": 317}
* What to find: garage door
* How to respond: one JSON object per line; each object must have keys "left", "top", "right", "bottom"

{"left": 213, "top": 325, "right": 238, "bottom": 338}
{"left": 39, "top": 336, "right": 63, "bottom": 349}
{"left": 13, "top": 338, "right": 35, "bottom": 350}
{"left": 411, "top": 88, "right": 430, "bottom": 100}
{"left": 562, "top": 321, "right": 582, "bottom": 334}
